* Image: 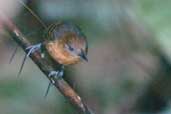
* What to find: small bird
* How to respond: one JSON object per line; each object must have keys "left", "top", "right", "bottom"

{"left": 14, "top": 0, "right": 88, "bottom": 75}
{"left": 11, "top": 0, "right": 88, "bottom": 97}
{"left": 44, "top": 22, "right": 88, "bottom": 65}
{"left": 27, "top": 21, "right": 88, "bottom": 97}
{"left": 26, "top": 21, "right": 88, "bottom": 76}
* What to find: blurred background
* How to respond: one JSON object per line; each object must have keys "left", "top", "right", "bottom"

{"left": 0, "top": 0, "right": 171, "bottom": 114}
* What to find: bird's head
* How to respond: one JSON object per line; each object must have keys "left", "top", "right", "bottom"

{"left": 64, "top": 33, "right": 88, "bottom": 62}
{"left": 45, "top": 22, "right": 88, "bottom": 65}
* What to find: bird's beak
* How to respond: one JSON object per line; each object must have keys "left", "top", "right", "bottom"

{"left": 79, "top": 51, "right": 88, "bottom": 62}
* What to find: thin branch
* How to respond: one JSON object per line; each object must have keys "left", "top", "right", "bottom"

{"left": 0, "top": 13, "right": 93, "bottom": 114}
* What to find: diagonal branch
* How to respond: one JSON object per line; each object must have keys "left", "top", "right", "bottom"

{"left": 1, "top": 13, "right": 93, "bottom": 114}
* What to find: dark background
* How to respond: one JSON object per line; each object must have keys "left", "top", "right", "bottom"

{"left": 0, "top": 0, "right": 171, "bottom": 114}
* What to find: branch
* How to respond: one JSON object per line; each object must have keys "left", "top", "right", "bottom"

{"left": 1, "top": 13, "right": 93, "bottom": 114}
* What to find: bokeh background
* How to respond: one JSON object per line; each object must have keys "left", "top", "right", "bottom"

{"left": 0, "top": 0, "right": 171, "bottom": 114}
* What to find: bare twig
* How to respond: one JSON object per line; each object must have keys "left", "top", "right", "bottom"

{"left": 0, "top": 13, "right": 93, "bottom": 114}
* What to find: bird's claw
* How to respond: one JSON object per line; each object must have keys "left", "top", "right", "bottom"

{"left": 48, "top": 70, "right": 64, "bottom": 78}
{"left": 48, "top": 71, "right": 59, "bottom": 78}
{"left": 45, "top": 66, "right": 64, "bottom": 97}
{"left": 26, "top": 43, "right": 42, "bottom": 57}
{"left": 44, "top": 69, "right": 64, "bottom": 97}
{"left": 48, "top": 70, "right": 64, "bottom": 83}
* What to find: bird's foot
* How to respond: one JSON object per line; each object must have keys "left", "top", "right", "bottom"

{"left": 48, "top": 65, "right": 64, "bottom": 80}
{"left": 48, "top": 70, "right": 64, "bottom": 83}
{"left": 17, "top": 43, "right": 42, "bottom": 77}
{"left": 44, "top": 66, "right": 64, "bottom": 97}
{"left": 26, "top": 43, "right": 42, "bottom": 57}
{"left": 18, "top": 43, "right": 41, "bottom": 76}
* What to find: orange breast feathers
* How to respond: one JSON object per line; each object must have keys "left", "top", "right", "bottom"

{"left": 45, "top": 33, "right": 86, "bottom": 65}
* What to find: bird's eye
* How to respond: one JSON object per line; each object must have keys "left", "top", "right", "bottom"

{"left": 68, "top": 45, "right": 74, "bottom": 51}
{"left": 65, "top": 44, "right": 74, "bottom": 51}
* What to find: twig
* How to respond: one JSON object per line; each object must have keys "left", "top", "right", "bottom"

{"left": 0, "top": 12, "right": 93, "bottom": 114}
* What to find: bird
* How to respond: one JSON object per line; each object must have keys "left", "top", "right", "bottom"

{"left": 11, "top": 0, "right": 88, "bottom": 97}
{"left": 26, "top": 21, "right": 88, "bottom": 74}
{"left": 44, "top": 22, "right": 88, "bottom": 65}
